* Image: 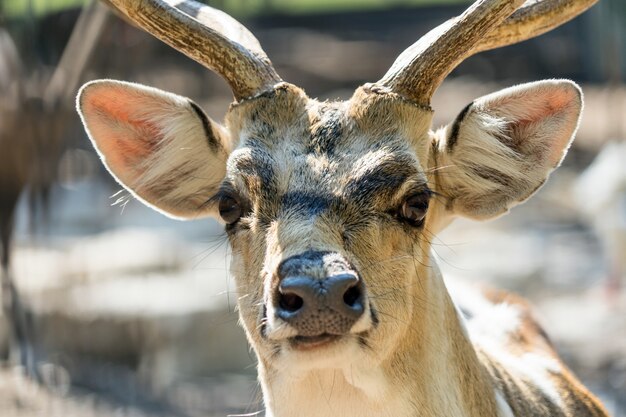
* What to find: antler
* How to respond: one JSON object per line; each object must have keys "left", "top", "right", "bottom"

{"left": 105, "top": 0, "right": 282, "bottom": 101}
{"left": 376, "top": 0, "right": 598, "bottom": 106}
{"left": 475, "top": 0, "right": 599, "bottom": 53}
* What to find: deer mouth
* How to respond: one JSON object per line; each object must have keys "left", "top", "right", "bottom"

{"left": 289, "top": 333, "right": 341, "bottom": 350}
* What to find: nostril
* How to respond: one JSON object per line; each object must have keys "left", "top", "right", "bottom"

{"left": 343, "top": 284, "right": 362, "bottom": 308}
{"left": 279, "top": 292, "right": 304, "bottom": 312}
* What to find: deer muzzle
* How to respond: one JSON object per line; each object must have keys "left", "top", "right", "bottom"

{"left": 271, "top": 251, "right": 368, "bottom": 341}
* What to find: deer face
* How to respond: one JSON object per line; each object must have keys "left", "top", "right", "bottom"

{"left": 221, "top": 85, "right": 436, "bottom": 371}
{"left": 77, "top": 80, "right": 436, "bottom": 369}
{"left": 77, "top": 0, "right": 603, "bottom": 414}
{"left": 78, "top": 74, "right": 581, "bottom": 375}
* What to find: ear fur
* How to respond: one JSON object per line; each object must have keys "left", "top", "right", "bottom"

{"left": 433, "top": 79, "right": 582, "bottom": 220}
{"left": 77, "top": 80, "right": 230, "bottom": 219}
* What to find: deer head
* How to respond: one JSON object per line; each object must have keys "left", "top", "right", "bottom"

{"left": 77, "top": 1, "right": 605, "bottom": 416}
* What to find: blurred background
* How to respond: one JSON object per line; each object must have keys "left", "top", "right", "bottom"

{"left": 0, "top": 0, "right": 625, "bottom": 416}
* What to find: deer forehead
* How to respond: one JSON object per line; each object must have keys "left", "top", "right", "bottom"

{"left": 223, "top": 84, "right": 435, "bottom": 205}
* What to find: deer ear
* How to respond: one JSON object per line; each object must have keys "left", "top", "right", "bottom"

{"left": 433, "top": 80, "right": 582, "bottom": 220}
{"left": 77, "top": 80, "right": 230, "bottom": 219}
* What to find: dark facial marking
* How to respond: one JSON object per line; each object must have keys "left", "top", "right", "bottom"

{"left": 447, "top": 101, "right": 474, "bottom": 153}
{"left": 189, "top": 100, "right": 222, "bottom": 153}
{"left": 280, "top": 191, "right": 334, "bottom": 217}
{"left": 358, "top": 335, "right": 371, "bottom": 350}
{"left": 468, "top": 165, "right": 516, "bottom": 188}
{"left": 149, "top": 165, "right": 201, "bottom": 197}
{"left": 344, "top": 156, "right": 420, "bottom": 202}
{"left": 308, "top": 107, "right": 343, "bottom": 155}
{"left": 370, "top": 304, "right": 380, "bottom": 327}
{"left": 234, "top": 142, "right": 276, "bottom": 197}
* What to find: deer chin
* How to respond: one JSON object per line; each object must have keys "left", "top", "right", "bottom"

{"left": 276, "top": 332, "right": 371, "bottom": 373}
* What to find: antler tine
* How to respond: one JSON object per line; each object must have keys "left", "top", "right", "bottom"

{"left": 474, "top": 0, "right": 599, "bottom": 54}
{"left": 376, "top": 0, "right": 525, "bottom": 106}
{"left": 376, "top": 0, "right": 598, "bottom": 107}
{"left": 105, "top": 0, "right": 282, "bottom": 101}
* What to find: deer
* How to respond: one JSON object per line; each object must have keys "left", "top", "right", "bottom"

{"left": 76, "top": 0, "right": 610, "bottom": 416}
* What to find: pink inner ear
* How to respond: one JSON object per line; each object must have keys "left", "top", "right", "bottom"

{"left": 488, "top": 83, "right": 581, "bottom": 167}
{"left": 83, "top": 88, "right": 163, "bottom": 183}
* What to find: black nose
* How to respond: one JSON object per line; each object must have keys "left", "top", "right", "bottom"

{"left": 275, "top": 272, "right": 365, "bottom": 336}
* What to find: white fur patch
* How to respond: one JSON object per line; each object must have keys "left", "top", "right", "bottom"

{"left": 478, "top": 332, "right": 563, "bottom": 409}
{"left": 446, "top": 278, "right": 521, "bottom": 344}
{"left": 448, "top": 277, "right": 563, "bottom": 409}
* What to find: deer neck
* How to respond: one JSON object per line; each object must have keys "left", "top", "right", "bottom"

{"left": 257, "top": 261, "right": 498, "bottom": 417}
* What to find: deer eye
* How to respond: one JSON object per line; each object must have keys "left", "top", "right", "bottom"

{"left": 399, "top": 191, "right": 430, "bottom": 226}
{"left": 218, "top": 194, "right": 244, "bottom": 224}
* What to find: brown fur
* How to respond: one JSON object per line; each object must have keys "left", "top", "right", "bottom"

{"left": 77, "top": 2, "right": 608, "bottom": 412}
{"left": 479, "top": 288, "right": 609, "bottom": 417}
{"left": 78, "top": 78, "right": 609, "bottom": 416}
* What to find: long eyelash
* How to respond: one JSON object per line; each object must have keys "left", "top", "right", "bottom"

{"left": 200, "top": 182, "right": 237, "bottom": 209}
{"left": 404, "top": 183, "right": 435, "bottom": 200}
{"left": 200, "top": 193, "right": 221, "bottom": 209}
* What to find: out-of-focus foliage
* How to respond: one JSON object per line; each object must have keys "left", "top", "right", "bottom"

{"left": 1, "top": 0, "right": 471, "bottom": 19}
{"left": 1, "top": 0, "right": 87, "bottom": 19}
